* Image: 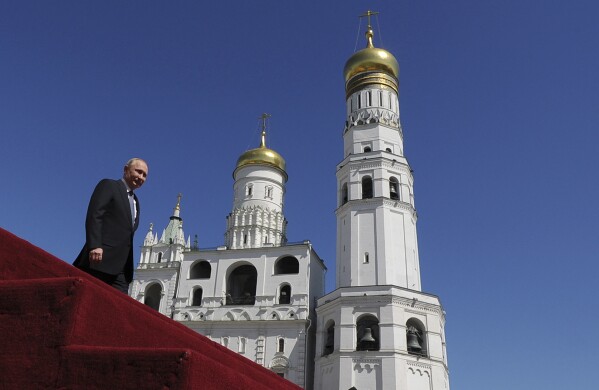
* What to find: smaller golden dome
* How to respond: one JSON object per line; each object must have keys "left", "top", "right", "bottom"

{"left": 343, "top": 26, "right": 399, "bottom": 82}
{"left": 235, "top": 130, "right": 287, "bottom": 180}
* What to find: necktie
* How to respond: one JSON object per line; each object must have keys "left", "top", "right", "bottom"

{"left": 128, "top": 191, "right": 135, "bottom": 226}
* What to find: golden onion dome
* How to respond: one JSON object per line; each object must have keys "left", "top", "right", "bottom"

{"left": 235, "top": 130, "right": 287, "bottom": 181}
{"left": 343, "top": 26, "right": 399, "bottom": 82}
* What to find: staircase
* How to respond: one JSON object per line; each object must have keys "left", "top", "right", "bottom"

{"left": 0, "top": 228, "right": 301, "bottom": 389}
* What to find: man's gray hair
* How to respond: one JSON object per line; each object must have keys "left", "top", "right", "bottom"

{"left": 125, "top": 158, "right": 146, "bottom": 167}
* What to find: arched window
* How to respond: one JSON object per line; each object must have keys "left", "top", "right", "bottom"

{"left": 362, "top": 176, "right": 373, "bottom": 199}
{"left": 363, "top": 146, "right": 372, "bottom": 153}
{"left": 341, "top": 183, "right": 349, "bottom": 205}
{"left": 226, "top": 264, "right": 257, "bottom": 305}
{"left": 386, "top": 147, "right": 392, "bottom": 153}
{"left": 157, "top": 252, "right": 162, "bottom": 263}
{"left": 144, "top": 283, "right": 162, "bottom": 311}
{"left": 356, "top": 314, "right": 380, "bottom": 351}
{"left": 192, "top": 288, "right": 203, "bottom": 306}
{"left": 190, "top": 261, "right": 211, "bottom": 279}
{"left": 274, "top": 256, "right": 299, "bottom": 274}
{"left": 389, "top": 177, "right": 400, "bottom": 200}
{"left": 278, "top": 338, "right": 285, "bottom": 353}
{"left": 406, "top": 318, "right": 428, "bottom": 356}
{"left": 279, "top": 284, "right": 291, "bottom": 304}
{"left": 323, "top": 320, "right": 335, "bottom": 356}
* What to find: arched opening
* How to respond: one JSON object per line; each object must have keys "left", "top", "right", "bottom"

{"left": 157, "top": 252, "right": 162, "bottom": 263}
{"left": 239, "top": 337, "right": 247, "bottom": 353}
{"left": 364, "top": 146, "right": 372, "bottom": 153}
{"left": 362, "top": 176, "right": 373, "bottom": 199}
{"left": 406, "top": 318, "right": 428, "bottom": 356}
{"left": 226, "top": 264, "right": 257, "bottom": 305}
{"left": 278, "top": 338, "right": 285, "bottom": 353}
{"left": 356, "top": 314, "right": 380, "bottom": 351}
{"left": 144, "top": 283, "right": 162, "bottom": 311}
{"left": 190, "top": 261, "right": 211, "bottom": 279}
{"left": 279, "top": 284, "right": 291, "bottom": 304}
{"left": 323, "top": 320, "right": 335, "bottom": 356}
{"left": 192, "top": 288, "right": 203, "bottom": 306}
{"left": 389, "top": 177, "right": 400, "bottom": 200}
{"left": 274, "top": 256, "right": 299, "bottom": 275}
{"left": 341, "top": 183, "right": 349, "bottom": 205}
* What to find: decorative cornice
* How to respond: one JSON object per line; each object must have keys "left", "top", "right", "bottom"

{"left": 229, "top": 205, "right": 284, "bottom": 215}
{"left": 406, "top": 361, "right": 432, "bottom": 371}
{"left": 335, "top": 197, "right": 417, "bottom": 219}
{"left": 345, "top": 108, "right": 400, "bottom": 132}
{"left": 345, "top": 158, "right": 411, "bottom": 172}
{"left": 319, "top": 293, "right": 444, "bottom": 318}
{"left": 137, "top": 262, "right": 180, "bottom": 270}
{"left": 352, "top": 358, "right": 381, "bottom": 365}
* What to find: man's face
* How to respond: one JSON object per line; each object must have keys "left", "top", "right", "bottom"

{"left": 123, "top": 160, "right": 148, "bottom": 190}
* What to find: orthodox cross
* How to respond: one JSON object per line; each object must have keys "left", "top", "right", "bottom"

{"left": 259, "top": 113, "right": 271, "bottom": 147}
{"left": 360, "top": 10, "right": 379, "bottom": 28}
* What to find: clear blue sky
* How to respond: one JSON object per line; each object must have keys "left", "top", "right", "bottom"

{"left": 2, "top": 1, "right": 598, "bottom": 388}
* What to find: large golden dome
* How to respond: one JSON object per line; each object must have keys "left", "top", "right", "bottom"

{"left": 343, "top": 27, "right": 399, "bottom": 82}
{"left": 235, "top": 131, "right": 287, "bottom": 180}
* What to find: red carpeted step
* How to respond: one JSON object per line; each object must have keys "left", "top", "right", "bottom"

{"left": 0, "top": 228, "right": 301, "bottom": 389}
{"left": 57, "top": 345, "right": 264, "bottom": 390}
{"left": 0, "top": 278, "right": 82, "bottom": 388}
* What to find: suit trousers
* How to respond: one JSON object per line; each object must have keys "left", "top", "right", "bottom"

{"left": 84, "top": 268, "right": 130, "bottom": 294}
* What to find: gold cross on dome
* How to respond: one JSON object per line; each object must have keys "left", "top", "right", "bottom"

{"left": 360, "top": 10, "right": 379, "bottom": 28}
{"left": 259, "top": 113, "right": 271, "bottom": 132}
{"left": 259, "top": 113, "right": 271, "bottom": 147}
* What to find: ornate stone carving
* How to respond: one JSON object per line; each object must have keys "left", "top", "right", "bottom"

{"left": 345, "top": 108, "right": 400, "bottom": 132}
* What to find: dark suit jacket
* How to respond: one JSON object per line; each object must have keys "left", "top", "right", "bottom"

{"left": 74, "top": 178, "right": 140, "bottom": 282}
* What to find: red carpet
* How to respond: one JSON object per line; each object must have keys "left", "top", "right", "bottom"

{"left": 0, "top": 228, "right": 301, "bottom": 389}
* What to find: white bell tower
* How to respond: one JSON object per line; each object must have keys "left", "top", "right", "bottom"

{"left": 336, "top": 18, "right": 420, "bottom": 292}
{"left": 315, "top": 12, "right": 450, "bottom": 390}
{"left": 225, "top": 114, "right": 288, "bottom": 249}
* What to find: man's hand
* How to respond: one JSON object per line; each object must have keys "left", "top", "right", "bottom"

{"left": 89, "top": 248, "right": 103, "bottom": 264}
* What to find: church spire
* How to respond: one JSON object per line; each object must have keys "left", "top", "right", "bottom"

{"left": 173, "top": 193, "right": 182, "bottom": 219}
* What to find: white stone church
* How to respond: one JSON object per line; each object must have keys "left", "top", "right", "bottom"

{"left": 129, "top": 18, "right": 450, "bottom": 390}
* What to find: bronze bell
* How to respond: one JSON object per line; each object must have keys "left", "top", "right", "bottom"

{"left": 360, "top": 327, "right": 376, "bottom": 343}
{"left": 406, "top": 327, "right": 421, "bottom": 350}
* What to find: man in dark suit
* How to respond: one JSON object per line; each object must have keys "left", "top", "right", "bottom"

{"left": 74, "top": 158, "right": 149, "bottom": 293}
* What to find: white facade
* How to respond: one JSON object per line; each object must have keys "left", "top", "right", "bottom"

{"left": 131, "top": 19, "right": 450, "bottom": 390}
{"left": 130, "top": 132, "right": 326, "bottom": 389}
{"left": 314, "top": 25, "right": 450, "bottom": 390}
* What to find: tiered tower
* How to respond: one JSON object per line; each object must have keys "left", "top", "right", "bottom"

{"left": 314, "top": 13, "right": 450, "bottom": 390}
{"left": 225, "top": 114, "right": 288, "bottom": 249}
{"left": 131, "top": 118, "right": 326, "bottom": 389}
